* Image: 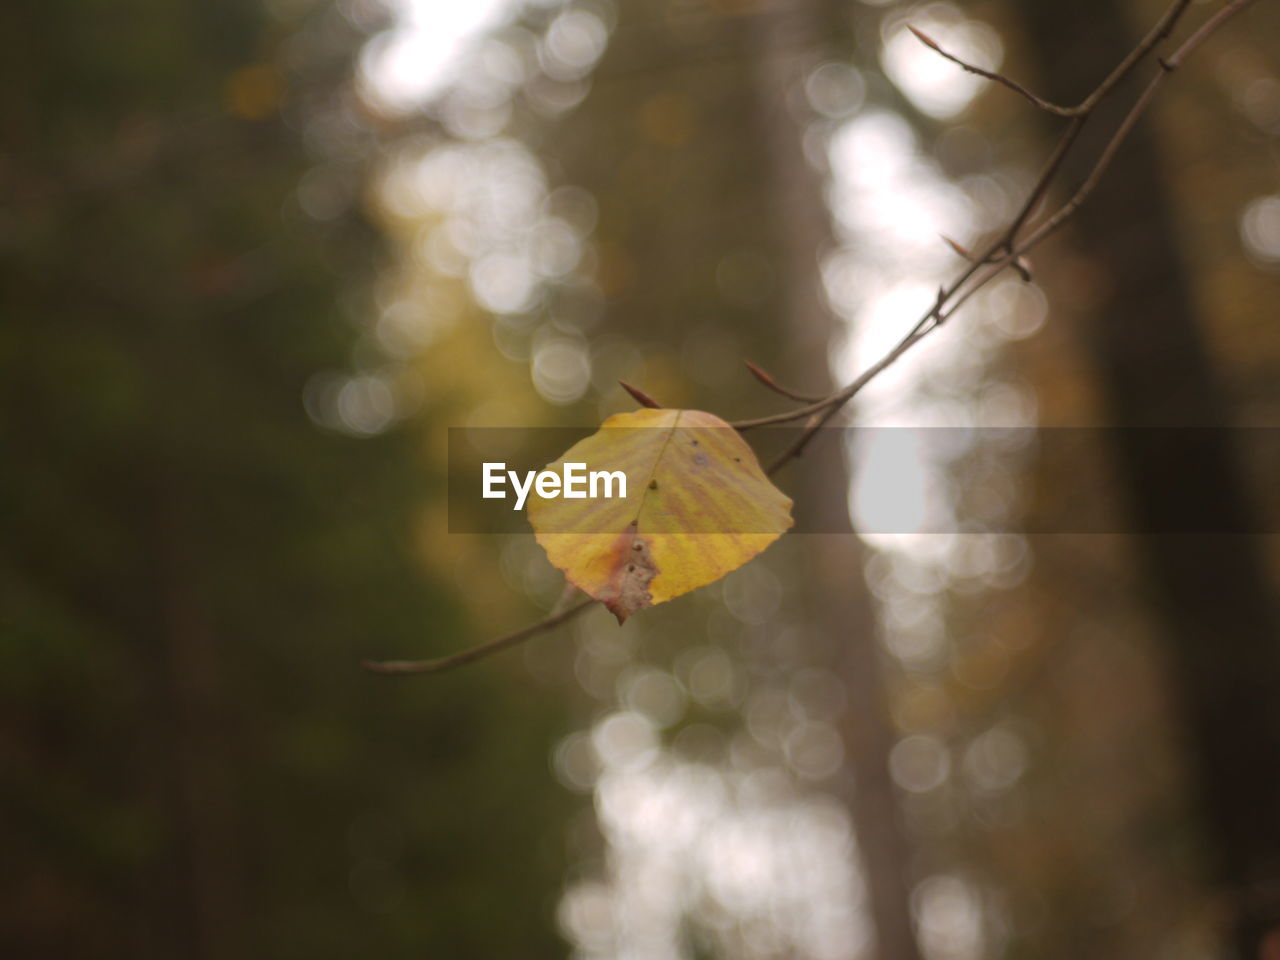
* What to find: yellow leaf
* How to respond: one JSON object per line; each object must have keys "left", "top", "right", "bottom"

{"left": 527, "top": 408, "right": 793, "bottom": 622}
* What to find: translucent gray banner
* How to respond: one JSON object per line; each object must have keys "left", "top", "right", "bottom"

{"left": 447, "top": 427, "right": 1278, "bottom": 534}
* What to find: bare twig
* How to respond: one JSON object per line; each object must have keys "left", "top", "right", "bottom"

{"left": 362, "top": 598, "right": 598, "bottom": 675}
{"left": 907, "top": 26, "right": 1073, "bottom": 117}
{"left": 938, "top": 0, "right": 1261, "bottom": 326}
{"left": 1074, "top": 0, "right": 1193, "bottom": 114}
{"left": 1001, "top": 115, "right": 1086, "bottom": 241}
{"left": 744, "top": 360, "right": 824, "bottom": 403}
{"left": 1165, "top": 0, "right": 1260, "bottom": 65}
{"left": 737, "top": 0, "right": 1256, "bottom": 472}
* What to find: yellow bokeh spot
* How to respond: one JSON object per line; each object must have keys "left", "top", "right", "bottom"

{"left": 225, "top": 65, "right": 281, "bottom": 121}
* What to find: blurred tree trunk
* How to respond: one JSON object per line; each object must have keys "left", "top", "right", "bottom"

{"left": 148, "top": 471, "right": 243, "bottom": 960}
{"left": 1017, "top": 1, "right": 1280, "bottom": 954}
{"left": 2, "top": 1, "right": 579, "bottom": 955}
{"left": 749, "top": 4, "right": 922, "bottom": 959}
{"left": 553, "top": 0, "right": 921, "bottom": 952}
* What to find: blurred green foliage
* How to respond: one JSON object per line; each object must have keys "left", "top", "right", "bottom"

{"left": 0, "top": 1, "right": 572, "bottom": 957}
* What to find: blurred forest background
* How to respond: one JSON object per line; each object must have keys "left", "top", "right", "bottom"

{"left": 3, "top": 0, "right": 1278, "bottom": 958}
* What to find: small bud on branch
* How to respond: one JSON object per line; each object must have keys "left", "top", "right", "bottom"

{"left": 942, "top": 235, "right": 975, "bottom": 261}
{"left": 744, "top": 360, "right": 823, "bottom": 403}
{"left": 619, "top": 380, "right": 663, "bottom": 408}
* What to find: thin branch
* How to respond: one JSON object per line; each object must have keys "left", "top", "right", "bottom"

{"left": 733, "top": 393, "right": 840, "bottom": 429}
{"left": 1163, "top": 0, "right": 1260, "bottom": 67}
{"left": 740, "top": 0, "right": 1254, "bottom": 473}
{"left": 362, "top": 598, "right": 597, "bottom": 675}
{"left": 744, "top": 360, "right": 825, "bottom": 403}
{"left": 367, "top": 0, "right": 1260, "bottom": 677}
{"left": 945, "top": 0, "right": 1263, "bottom": 321}
{"left": 907, "top": 26, "right": 1073, "bottom": 117}
{"left": 1073, "top": 0, "right": 1193, "bottom": 114}
{"left": 1002, "top": 115, "right": 1086, "bottom": 242}
{"left": 765, "top": 322, "right": 935, "bottom": 474}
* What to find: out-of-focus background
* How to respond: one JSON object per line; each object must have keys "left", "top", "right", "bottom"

{"left": 3, "top": 0, "right": 1279, "bottom": 957}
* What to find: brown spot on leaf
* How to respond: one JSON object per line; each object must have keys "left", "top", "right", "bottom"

{"left": 603, "top": 532, "right": 658, "bottom": 623}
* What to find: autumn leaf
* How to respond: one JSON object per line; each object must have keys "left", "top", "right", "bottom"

{"left": 527, "top": 408, "right": 793, "bottom": 622}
